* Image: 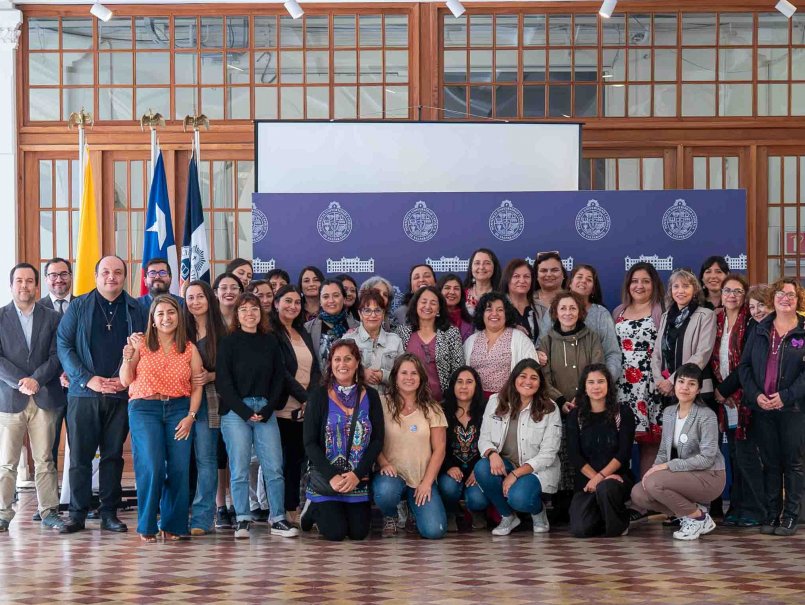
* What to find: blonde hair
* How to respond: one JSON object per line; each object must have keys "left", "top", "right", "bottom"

{"left": 665, "top": 269, "right": 704, "bottom": 307}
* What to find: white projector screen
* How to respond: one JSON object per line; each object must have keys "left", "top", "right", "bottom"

{"left": 255, "top": 121, "right": 580, "bottom": 193}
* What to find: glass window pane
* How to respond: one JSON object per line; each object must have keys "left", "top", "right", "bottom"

{"left": 628, "top": 48, "right": 651, "bottom": 82}
{"left": 495, "top": 85, "right": 517, "bottom": 118}
{"left": 603, "top": 48, "right": 626, "bottom": 81}
{"left": 548, "top": 85, "right": 571, "bottom": 117}
{"left": 693, "top": 156, "right": 707, "bottom": 189}
{"left": 226, "top": 16, "right": 249, "bottom": 48}
{"left": 643, "top": 157, "right": 664, "bottom": 189}
{"left": 653, "top": 14, "right": 678, "bottom": 46}
{"left": 783, "top": 156, "right": 797, "bottom": 203}
{"left": 280, "top": 87, "right": 303, "bottom": 119}
{"left": 175, "top": 87, "right": 197, "bottom": 119}
{"left": 135, "top": 87, "right": 169, "bottom": 117}
{"left": 212, "top": 161, "right": 234, "bottom": 209}
{"left": 792, "top": 84, "right": 805, "bottom": 116}
{"left": 720, "top": 13, "right": 754, "bottom": 46}
{"left": 602, "top": 15, "right": 626, "bottom": 46}
{"left": 359, "top": 50, "right": 382, "bottom": 83}
{"left": 359, "top": 86, "right": 382, "bottom": 118}
{"left": 385, "top": 86, "right": 408, "bottom": 118}
{"left": 30, "top": 88, "right": 60, "bottom": 121}
{"left": 469, "top": 85, "right": 493, "bottom": 117}
{"left": 523, "top": 15, "right": 546, "bottom": 46}
{"left": 63, "top": 88, "right": 94, "bottom": 120}
{"left": 548, "top": 15, "right": 571, "bottom": 46}
{"left": 114, "top": 212, "right": 128, "bottom": 258}
{"left": 681, "top": 84, "right": 715, "bottom": 116}
{"left": 280, "top": 16, "right": 304, "bottom": 48}
{"left": 306, "top": 50, "right": 329, "bottom": 83}
{"left": 131, "top": 212, "right": 144, "bottom": 258}
{"left": 385, "top": 15, "right": 408, "bottom": 47}
{"left": 281, "top": 51, "right": 303, "bottom": 84}
{"left": 306, "top": 87, "right": 329, "bottom": 119}
{"left": 62, "top": 18, "right": 93, "bottom": 50}
{"left": 444, "top": 85, "right": 466, "bottom": 118}
{"left": 175, "top": 53, "right": 198, "bottom": 85}
{"left": 40, "top": 211, "right": 53, "bottom": 259}
{"left": 39, "top": 160, "right": 52, "bottom": 208}
{"left": 174, "top": 17, "right": 198, "bottom": 49}
{"left": 793, "top": 48, "right": 805, "bottom": 79}
{"left": 682, "top": 13, "right": 716, "bottom": 46}
{"left": 758, "top": 83, "right": 789, "bottom": 116}
{"left": 334, "top": 86, "right": 357, "bottom": 119}
{"left": 99, "top": 52, "right": 132, "bottom": 85}
{"left": 548, "top": 49, "right": 571, "bottom": 82}
{"left": 135, "top": 17, "right": 169, "bottom": 49}
{"left": 255, "top": 51, "right": 277, "bottom": 85}
{"left": 254, "top": 87, "right": 278, "bottom": 119}
{"left": 618, "top": 158, "right": 640, "bottom": 190}
{"left": 444, "top": 14, "right": 467, "bottom": 47}
{"left": 385, "top": 50, "right": 408, "bottom": 83}
{"left": 201, "top": 52, "right": 224, "bottom": 84}
{"left": 214, "top": 213, "right": 234, "bottom": 260}
{"left": 603, "top": 84, "right": 626, "bottom": 117}
{"left": 574, "top": 15, "right": 598, "bottom": 46}
{"left": 136, "top": 52, "right": 170, "bottom": 84}
{"left": 223, "top": 52, "right": 250, "bottom": 85}
{"left": 628, "top": 14, "right": 651, "bottom": 45}
{"left": 201, "top": 87, "right": 224, "bottom": 119}
{"left": 237, "top": 161, "right": 254, "bottom": 209}
{"left": 200, "top": 17, "right": 224, "bottom": 48}
{"left": 575, "top": 84, "right": 597, "bottom": 117}
{"left": 725, "top": 157, "right": 739, "bottom": 189}
{"left": 758, "top": 48, "right": 789, "bottom": 80}
{"left": 496, "top": 50, "right": 517, "bottom": 82}
{"left": 523, "top": 85, "right": 546, "bottom": 117}
{"left": 719, "top": 83, "right": 752, "bottom": 116}
{"left": 334, "top": 51, "right": 357, "bottom": 83}
{"left": 28, "top": 18, "right": 59, "bottom": 50}
{"left": 758, "top": 12, "right": 789, "bottom": 45}
{"left": 71, "top": 159, "right": 80, "bottom": 207}
{"left": 63, "top": 52, "right": 93, "bottom": 85}
{"left": 768, "top": 156, "right": 781, "bottom": 204}
{"left": 99, "top": 17, "right": 132, "bottom": 49}
{"left": 237, "top": 212, "right": 253, "bottom": 260}
{"left": 628, "top": 84, "right": 651, "bottom": 117}
{"left": 719, "top": 48, "right": 752, "bottom": 81}
{"left": 654, "top": 49, "right": 677, "bottom": 81}
{"left": 496, "top": 15, "right": 518, "bottom": 47}
{"left": 306, "top": 16, "right": 330, "bottom": 47}
{"left": 359, "top": 15, "right": 382, "bottom": 47}
{"left": 469, "top": 50, "right": 492, "bottom": 82}
{"left": 131, "top": 161, "right": 144, "bottom": 208}
{"left": 29, "top": 53, "right": 60, "bottom": 85}
{"left": 682, "top": 49, "right": 715, "bottom": 81}
{"left": 574, "top": 49, "right": 597, "bottom": 81}
{"left": 55, "top": 210, "right": 70, "bottom": 257}
{"left": 523, "top": 50, "right": 545, "bottom": 81}
{"left": 334, "top": 15, "right": 357, "bottom": 47}
{"left": 470, "top": 15, "right": 493, "bottom": 46}
{"left": 98, "top": 88, "right": 133, "bottom": 120}
{"left": 255, "top": 16, "right": 278, "bottom": 47}
{"left": 114, "top": 161, "right": 127, "bottom": 209}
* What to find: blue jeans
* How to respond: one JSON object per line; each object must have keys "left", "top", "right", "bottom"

{"left": 372, "top": 474, "right": 447, "bottom": 539}
{"left": 437, "top": 472, "right": 489, "bottom": 513}
{"left": 129, "top": 398, "right": 192, "bottom": 535}
{"left": 220, "top": 398, "right": 286, "bottom": 523}
{"left": 191, "top": 394, "right": 219, "bottom": 531}
{"left": 473, "top": 457, "right": 543, "bottom": 517}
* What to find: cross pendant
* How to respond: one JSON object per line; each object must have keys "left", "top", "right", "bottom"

{"left": 106, "top": 323, "right": 112, "bottom": 331}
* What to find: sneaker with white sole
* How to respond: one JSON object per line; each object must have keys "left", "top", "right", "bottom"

{"left": 271, "top": 519, "right": 300, "bottom": 537}
{"left": 382, "top": 516, "right": 398, "bottom": 538}
{"left": 673, "top": 514, "right": 714, "bottom": 541}
{"left": 234, "top": 521, "right": 250, "bottom": 539}
{"left": 491, "top": 514, "right": 521, "bottom": 536}
{"left": 532, "top": 509, "right": 550, "bottom": 534}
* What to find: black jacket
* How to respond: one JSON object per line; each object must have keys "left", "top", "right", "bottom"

{"left": 303, "top": 385, "right": 385, "bottom": 481}
{"left": 738, "top": 313, "right": 805, "bottom": 412}
{"left": 276, "top": 327, "right": 322, "bottom": 406}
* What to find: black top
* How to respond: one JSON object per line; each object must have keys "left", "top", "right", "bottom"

{"left": 215, "top": 330, "right": 286, "bottom": 422}
{"left": 196, "top": 336, "right": 214, "bottom": 372}
{"left": 90, "top": 290, "right": 128, "bottom": 397}
{"left": 441, "top": 417, "right": 482, "bottom": 482}
{"left": 303, "top": 385, "right": 385, "bottom": 481}
{"left": 567, "top": 404, "right": 636, "bottom": 492}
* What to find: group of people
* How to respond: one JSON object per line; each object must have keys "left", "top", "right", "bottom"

{"left": 0, "top": 249, "right": 802, "bottom": 545}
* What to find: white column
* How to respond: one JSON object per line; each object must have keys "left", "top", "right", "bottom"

{"left": 0, "top": 2, "right": 21, "bottom": 306}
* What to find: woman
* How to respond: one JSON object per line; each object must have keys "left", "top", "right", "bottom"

{"left": 738, "top": 278, "right": 805, "bottom": 537}
{"left": 270, "top": 285, "right": 321, "bottom": 523}
{"left": 464, "top": 292, "right": 537, "bottom": 397}
{"left": 373, "top": 354, "right": 448, "bottom": 539}
{"left": 396, "top": 286, "right": 465, "bottom": 402}
{"left": 612, "top": 262, "right": 665, "bottom": 474}
{"left": 437, "top": 367, "right": 489, "bottom": 532}
{"left": 184, "top": 281, "right": 227, "bottom": 536}
{"left": 247, "top": 279, "right": 274, "bottom": 313}
{"left": 533, "top": 251, "right": 568, "bottom": 320}
{"left": 500, "top": 258, "right": 546, "bottom": 348}
{"left": 392, "top": 264, "right": 436, "bottom": 327}
{"left": 475, "top": 359, "right": 562, "bottom": 535}
{"left": 651, "top": 269, "right": 717, "bottom": 401}
{"left": 298, "top": 265, "right": 324, "bottom": 322}
{"left": 464, "top": 248, "right": 502, "bottom": 316}
{"left": 266, "top": 269, "right": 290, "bottom": 293}
{"left": 216, "top": 292, "right": 299, "bottom": 539}
{"left": 120, "top": 295, "right": 203, "bottom": 542}
{"left": 359, "top": 275, "right": 396, "bottom": 330}
{"left": 301, "top": 340, "right": 384, "bottom": 541}
{"left": 335, "top": 274, "right": 360, "bottom": 321}
{"left": 305, "top": 279, "right": 359, "bottom": 368}
{"left": 226, "top": 258, "right": 253, "bottom": 289}
{"left": 709, "top": 274, "right": 757, "bottom": 527}
{"left": 748, "top": 285, "right": 771, "bottom": 324}
{"left": 699, "top": 255, "right": 729, "bottom": 309}
{"left": 567, "top": 364, "right": 636, "bottom": 538}
{"left": 569, "top": 264, "right": 622, "bottom": 381}
{"left": 630, "top": 363, "right": 726, "bottom": 541}
{"left": 438, "top": 273, "right": 474, "bottom": 342}
{"left": 213, "top": 272, "right": 244, "bottom": 329}
{"left": 342, "top": 289, "right": 403, "bottom": 394}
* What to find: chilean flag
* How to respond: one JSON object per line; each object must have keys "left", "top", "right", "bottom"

{"left": 141, "top": 151, "right": 180, "bottom": 295}
{"left": 180, "top": 154, "right": 211, "bottom": 288}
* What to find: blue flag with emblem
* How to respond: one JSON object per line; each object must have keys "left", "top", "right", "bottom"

{"left": 141, "top": 151, "right": 180, "bottom": 295}
{"left": 180, "top": 154, "right": 210, "bottom": 288}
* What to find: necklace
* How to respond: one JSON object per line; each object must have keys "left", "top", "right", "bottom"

{"left": 96, "top": 296, "right": 121, "bottom": 332}
{"left": 770, "top": 327, "right": 789, "bottom": 356}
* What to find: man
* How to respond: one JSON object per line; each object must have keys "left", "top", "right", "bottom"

{"left": 0, "top": 263, "right": 66, "bottom": 532}
{"left": 57, "top": 255, "right": 147, "bottom": 534}
{"left": 137, "top": 257, "right": 183, "bottom": 311}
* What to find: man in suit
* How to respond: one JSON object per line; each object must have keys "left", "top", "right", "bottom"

{"left": 57, "top": 255, "right": 147, "bottom": 534}
{"left": 0, "top": 263, "right": 66, "bottom": 532}
{"left": 137, "top": 257, "right": 183, "bottom": 311}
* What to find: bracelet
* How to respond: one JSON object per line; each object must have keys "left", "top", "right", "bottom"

{"left": 188, "top": 410, "right": 197, "bottom": 420}
{"left": 122, "top": 357, "right": 133, "bottom": 363}
{"left": 511, "top": 471, "right": 519, "bottom": 479}
{"left": 598, "top": 472, "right": 606, "bottom": 479}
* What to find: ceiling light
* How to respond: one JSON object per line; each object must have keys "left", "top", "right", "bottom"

{"left": 599, "top": 0, "right": 618, "bottom": 19}
{"left": 284, "top": 0, "right": 304, "bottom": 20}
{"left": 776, "top": 0, "right": 797, "bottom": 18}
{"left": 446, "top": 0, "right": 466, "bottom": 19}
{"left": 90, "top": 2, "right": 113, "bottom": 22}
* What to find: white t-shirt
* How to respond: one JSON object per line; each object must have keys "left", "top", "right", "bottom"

{"left": 719, "top": 316, "right": 731, "bottom": 382}
{"left": 674, "top": 412, "right": 687, "bottom": 448}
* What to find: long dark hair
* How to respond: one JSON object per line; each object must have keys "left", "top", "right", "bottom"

{"left": 574, "top": 363, "right": 619, "bottom": 428}
{"left": 621, "top": 261, "right": 665, "bottom": 310}
{"left": 322, "top": 339, "right": 366, "bottom": 392}
{"left": 569, "top": 264, "right": 604, "bottom": 306}
{"left": 297, "top": 265, "right": 324, "bottom": 294}
{"left": 533, "top": 251, "right": 568, "bottom": 291}
{"left": 495, "top": 359, "right": 555, "bottom": 423}
{"left": 402, "top": 263, "right": 435, "bottom": 305}
{"left": 385, "top": 353, "right": 442, "bottom": 424}
{"left": 442, "top": 366, "right": 486, "bottom": 429}
{"left": 184, "top": 280, "right": 227, "bottom": 369}
{"left": 406, "top": 286, "right": 452, "bottom": 332}
{"left": 698, "top": 255, "right": 729, "bottom": 291}
{"left": 437, "top": 273, "right": 472, "bottom": 324}
{"left": 464, "top": 248, "right": 502, "bottom": 290}
{"left": 269, "top": 284, "right": 306, "bottom": 334}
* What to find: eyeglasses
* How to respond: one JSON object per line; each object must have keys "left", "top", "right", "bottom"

{"left": 46, "top": 271, "right": 71, "bottom": 280}
{"left": 218, "top": 285, "right": 241, "bottom": 293}
{"left": 360, "top": 307, "right": 384, "bottom": 316}
{"left": 147, "top": 270, "right": 169, "bottom": 278}
{"left": 774, "top": 291, "right": 797, "bottom": 300}
{"left": 722, "top": 288, "right": 745, "bottom": 296}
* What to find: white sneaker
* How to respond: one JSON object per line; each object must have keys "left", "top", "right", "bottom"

{"left": 700, "top": 513, "right": 716, "bottom": 535}
{"left": 491, "top": 514, "right": 521, "bottom": 536}
{"left": 234, "top": 521, "right": 250, "bottom": 539}
{"left": 673, "top": 514, "right": 714, "bottom": 541}
{"left": 532, "top": 509, "right": 550, "bottom": 534}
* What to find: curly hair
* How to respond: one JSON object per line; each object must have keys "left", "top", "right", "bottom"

{"left": 574, "top": 363, "right": 619, "bottom": 428}
{"left": 495, "top": 359, "right": 555, "bottom": 423}
{"left": 548, "top": 289, "right": 588, "bottom": 323}
{"left": 770, "top": 277, "right": 805, "bottom": 314}
{"left": 385, "top": 353, "right": 442, "bottom": 424}
{"left": 472, "top": 291, "right": 519, "bottom": 331}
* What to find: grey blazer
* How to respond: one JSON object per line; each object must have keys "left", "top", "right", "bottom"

{"left": 655, "top": 403, "right": 725, "bottom": 473}
{"left": 0, "top": 302, "right": 66, "bottom": 412}
{"left": 651, "top": 306, "right": 717, "bottom": 393}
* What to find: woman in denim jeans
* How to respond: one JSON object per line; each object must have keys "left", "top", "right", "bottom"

{"left": 184, "top": 281, "right": 228, "bottom": 535}
{"left": 216, "top": 293, "right": 299, "bottom": 539}
{"left": 120, "top": 295, "right": 203, "bottom": 543}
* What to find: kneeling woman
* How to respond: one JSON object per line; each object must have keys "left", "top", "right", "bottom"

{"left": 373, "top": 354, "right": 448, "bottom": 539}
{"left": 301, "top": 340, "right": 384, "bottom": 541}
{"left": 475, "top": 359, "right": 562, "bottom": 536}
{"left": 567, "top": 364, "right": 636, "bottom": 538}
{"left": 630, "top": 363, "right": 726, "bottom": 541}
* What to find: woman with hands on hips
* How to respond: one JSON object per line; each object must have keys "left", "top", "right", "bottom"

{"left": 120, "top": 295, "right": 203, "bottom": 543}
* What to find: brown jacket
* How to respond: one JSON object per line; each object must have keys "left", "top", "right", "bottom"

{"left": 539, "top": 325, "right": 605, "bottom": 404}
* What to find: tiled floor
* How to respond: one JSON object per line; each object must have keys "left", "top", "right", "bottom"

{"left": 2, "top": 491, "right": 804, "bottom": 605}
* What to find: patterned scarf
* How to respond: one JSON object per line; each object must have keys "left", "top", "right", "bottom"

{"left": 662, "top": 302, "right": 697, "bottom": 373}
{"left": 320, "top": 308, "right": 350, "bottom": 340}
{"left": 712, "top": 305, "right": 750, "bottom": 436}
{"left": 332, "top": 381, "right": 359, "bottom": 409}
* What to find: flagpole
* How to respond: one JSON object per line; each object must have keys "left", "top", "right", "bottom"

{"left": 67, "top": 108, "right": 93, "bottom": 201}
{"left": 140, "top": 108, "right": 165, "bottom": 180}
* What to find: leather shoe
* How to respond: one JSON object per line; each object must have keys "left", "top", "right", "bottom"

{"left": 100, "top": 516, "right": 128, "bottom": 532}
{"left": 32, "top": 511, "right": 42, "bottom": 522}
{"left": 59, "top": 519, "right": 85, "bottom": 534}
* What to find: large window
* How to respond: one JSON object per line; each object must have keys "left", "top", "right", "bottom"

{"left": 767, "top": 154, "right": 805, "bottom": 281}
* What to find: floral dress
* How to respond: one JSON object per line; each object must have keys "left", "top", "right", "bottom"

{"left": 615, "top": 312, "right": 662, "bottom": 443}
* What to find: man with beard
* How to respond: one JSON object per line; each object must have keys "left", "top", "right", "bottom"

{"left": 137, "top": 258, "right": 183, "bottom": 311}
{"left": 0, "top": 264, "right": 66, "bottom": 532}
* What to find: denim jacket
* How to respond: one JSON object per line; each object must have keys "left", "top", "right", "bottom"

{"left": 342, "top": 324, "right": 404, "bottom": 392}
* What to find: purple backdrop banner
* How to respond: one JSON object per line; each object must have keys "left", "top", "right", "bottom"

{"left": 251, "top": 189, "right": 746, "bottom": 308}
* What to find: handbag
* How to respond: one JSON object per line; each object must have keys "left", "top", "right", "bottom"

{"left": 307, "top": 399, "right": 362, "bottom": 497}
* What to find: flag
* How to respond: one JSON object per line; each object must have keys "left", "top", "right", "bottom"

{"left": 73, "top": 147, "right": 101, "bottom": 296}
{"left": 180, "top": 154, "right": 211, "bottom": 289}
{"left": 141, "top": 151, "right": 180, "bottom": 295}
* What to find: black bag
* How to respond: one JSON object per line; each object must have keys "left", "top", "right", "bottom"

{"left": 307, "top": 400, "right": 361, "bottom": 497}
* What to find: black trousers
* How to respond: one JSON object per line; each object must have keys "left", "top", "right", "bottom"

{"left": 278, "top": 417, "right": 305, "bottom": 511}
{"left": 309, "top": 500, "right": 372, "bottom": 542}
{"left": 569, "top": 478, "right": 632, "bottom": 538}
{"left": 753, "top": 409, "right": 805, "bottom": 523}
{"left": 66, "top": 395, "right": 129, "bottom": 520}
{"left": 726, "top": 426, "right": 766, "bottom": 522}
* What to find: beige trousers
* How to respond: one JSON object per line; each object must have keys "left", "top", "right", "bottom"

{"left": 0, "top": 397, "right": 58, "bottom": 521}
